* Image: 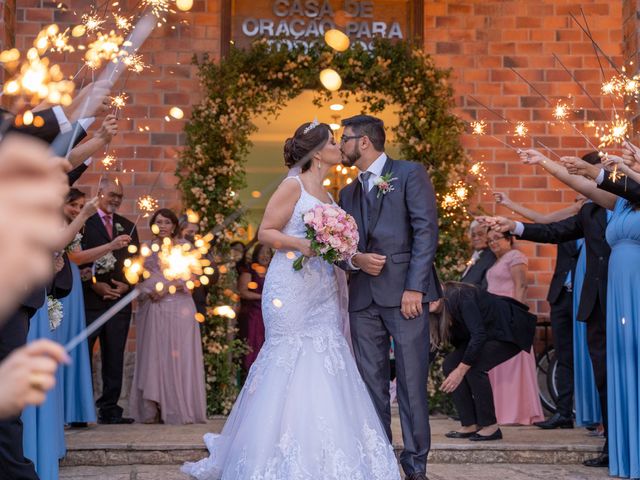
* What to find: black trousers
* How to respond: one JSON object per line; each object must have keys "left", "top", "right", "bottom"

{"left": 549, "top": 287, "right": 574, "bottom": 418}
{"left": 86, "top": 309, "right": 131, "bottom": 419}
{"left": 443, "top": 340, "right": 521, "bottom": 427}
{"left": 0, "top": 308, "right": 38, "bottom": 480}
{"left": 584, "top": 296, "right": 608, "bottom": 451}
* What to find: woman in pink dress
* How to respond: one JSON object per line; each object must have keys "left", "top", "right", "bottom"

{"left": 129, "top": 208, "right": 207, "bottom": 424}
{"left": 485, "top": 230, "right": 544, "bottom": 426}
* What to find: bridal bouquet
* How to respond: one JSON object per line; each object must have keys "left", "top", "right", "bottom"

{"left": 293, "top": 204, "right": 359, "bottom": 271}
{"left": 94, "top": 252, "right": 117, "bottom": 274}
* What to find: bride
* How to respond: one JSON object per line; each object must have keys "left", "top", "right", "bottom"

{"left": 182, "top": 121, "right": 400, "bottom": 479}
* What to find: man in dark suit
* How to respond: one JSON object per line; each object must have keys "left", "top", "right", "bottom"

{"left": 491, "top": 199, "right": 610, "bottom": 467}
{"left": 338, "top": 115, "right": 440, "bottom": 480}
{"left": 81, "top": 177, "right": 138, "bottom": 424}
{"left": 460, "top": 221, "right": 496, "bottom": 289}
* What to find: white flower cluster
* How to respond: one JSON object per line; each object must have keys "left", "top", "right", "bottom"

{"left": 47, "top": 295, "right": 63, "bottom": 331}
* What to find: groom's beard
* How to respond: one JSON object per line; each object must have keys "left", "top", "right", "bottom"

{"left": 341, "top": 146, "right": 361, "bottom": 167}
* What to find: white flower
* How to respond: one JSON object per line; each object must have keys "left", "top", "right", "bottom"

{"left": 95, "top": 252, "right": 117, "bottom": 274}
{"left": 47, "top": 295, "right": 63, "bottom": 331}
{"left": 114, "top": 222, "right": 124, "bottom": 233}
{"left": 66, "top": 232, "right": 83, "bottom": 253}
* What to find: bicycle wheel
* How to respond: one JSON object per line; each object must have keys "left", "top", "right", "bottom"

{"left": 536, "top": 347, "right": 557, "bottom": 413}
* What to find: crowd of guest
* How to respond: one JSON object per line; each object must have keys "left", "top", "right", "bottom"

{"left": 444, "top": 144, "right": 640, "bottom": 479}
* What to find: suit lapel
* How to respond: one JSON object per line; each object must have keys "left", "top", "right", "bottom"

{"left": 367, "top": 157, "right": 393, "bottom": 237}
{"left": 348, "top": 182, "right": 366, "bottom": 251}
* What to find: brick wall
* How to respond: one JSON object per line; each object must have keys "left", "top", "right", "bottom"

{"left": 7, "top": 0, "right": 630, "bottom": 321}
{"left": 423, "top": 0, "right": 624, "bottom": 316}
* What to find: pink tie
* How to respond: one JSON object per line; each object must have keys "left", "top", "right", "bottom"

{"left": 103, "top": 215, "right": 113, "bottom": 239}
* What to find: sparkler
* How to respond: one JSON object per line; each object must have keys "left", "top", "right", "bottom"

{"left": 113, "top": 13, "right": 133, "bottom": 32}
{"left": 85, "top": 30, "right": 125, "bottom": 70}
{"left": 82, "top": 12, "right": 106, "bottom": 33}
{"left": 35, "top": 24, "right": 75, "bottom": 54}
{"left": 142, "top": 0, "right": 170, "bottom": 19}
{"left": 471, "top": 120, "right": 486, "bottom": 135}
{"left": 110, "top": 92, "right": 128, "bottom": 109}
{"left": 1, "top": 48, "right": 75, "bottom": 106}
{"left": 514, "top": 122, "right": 528, "bottom": 137}
{"left": 101, "top": 153, "right": 117, "bottom": 169}
{"left": 121, "top": 53, "right": 147, "bottom": 73}
{"left": 552, "top": 101, "right": 570, "bottom": 121}
{"left": 137, "top": 194, "right": 159, "bottom": 217}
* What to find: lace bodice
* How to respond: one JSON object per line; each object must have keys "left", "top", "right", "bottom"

{"left": 280, "top": 176, "right": 334, "bottom": 238}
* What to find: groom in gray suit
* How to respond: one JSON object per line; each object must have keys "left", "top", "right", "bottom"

{"left": 338, "top": 115, "right": 441, "bottom": 480}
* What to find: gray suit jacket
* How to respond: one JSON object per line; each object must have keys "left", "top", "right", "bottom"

{"left": 339, "top": 157, "right": 441, "bottom": 312}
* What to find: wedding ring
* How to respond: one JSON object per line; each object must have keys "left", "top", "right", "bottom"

{"left": 28, "top": 372, "right": 47, "bottom": 390}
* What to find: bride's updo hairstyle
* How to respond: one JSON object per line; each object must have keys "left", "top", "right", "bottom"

{"left": 284, "top": 121, "right": 332, "bottom": 172}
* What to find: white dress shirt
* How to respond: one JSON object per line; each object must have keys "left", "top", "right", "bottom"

{"left": 358, "top": 152, "right": 388, "bottom": 193}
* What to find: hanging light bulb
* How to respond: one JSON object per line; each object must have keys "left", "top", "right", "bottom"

{"left": 319, "top": 68, "right": 342, "bottom": 92}
{"left": 175, "top": 0, "right": 194, "bottom": 11}
{"left": 324, "top": 29, "right": 349, "bottom": 52}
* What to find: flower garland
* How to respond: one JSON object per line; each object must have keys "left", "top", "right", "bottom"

{"left": 177, "top": 39, "right": 472, "bottom": 414}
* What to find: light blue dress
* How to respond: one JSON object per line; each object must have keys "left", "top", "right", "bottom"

{"left": 22, "top": 296, "right": 66, "bottom": 480}
{"left": 59, "top": 263, "right": 96, "bottom": 424}
{"left": 606, "top": 198, "right": 640, "bottom": 478}
{"left": 572, "top": 240, "right": 602, "bottom": 426}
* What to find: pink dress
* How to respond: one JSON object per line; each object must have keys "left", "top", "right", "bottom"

{"left": 486, "top": 249, "right": 544, "bottom": 425}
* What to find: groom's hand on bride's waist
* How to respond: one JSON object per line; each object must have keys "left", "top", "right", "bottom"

{"left": 352, "top": 253, "right": 386, "bottom": 276}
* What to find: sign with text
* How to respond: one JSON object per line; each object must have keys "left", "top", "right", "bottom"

{"left": 230, "top": 0, "right": 413, "bottom": 51}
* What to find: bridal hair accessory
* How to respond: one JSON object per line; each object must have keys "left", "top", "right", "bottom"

{"left": 303, "top": 118, "right": 320, "bottom": 135}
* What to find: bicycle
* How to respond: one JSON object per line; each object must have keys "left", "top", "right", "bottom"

{"left": 535, "top": 320, "right": 560, "bottom": 413}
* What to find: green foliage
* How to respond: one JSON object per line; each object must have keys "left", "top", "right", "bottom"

{"left": 177, "top": 38, "right": 471, "bottom": 415}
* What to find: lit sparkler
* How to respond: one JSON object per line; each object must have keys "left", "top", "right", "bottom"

{"left": 143, "top": 0, "right": 170, "bottom": 19}
{"left": 2, "top": 48, "right": 75, "bottom": 105}
{"left": 137, "top": 194, "right": 159, "bottom": 217}
{"left": 85, "top": 30, "right": 124, "bottom": 70}
{"left": 35, "top": 24, "right": 75, "bottom": 54}
{"left": 471, "top": 120, "right": 486, "bottom": 135}
{"left": 597, "top": 116, "right": 631, "bottom": 148}
{"left": 82, "top": 12, "right": 106, "bottom": 33}
{"left": 553, "top": 102, "right": 570, "bottom": 121}
{"left": 110, "top": 93, "right": 128, "bottom": 109}
{"left": 101, "top": 154, "right": 117, "bottom": 169}
{"left": 514, "top": 122, "right": 528, "bottom": 137}
{"left": 113, "top": 13, "right": 133, "bottom": 32}
{"left": 121, "top": 53, "right": 147, "bottom": 73}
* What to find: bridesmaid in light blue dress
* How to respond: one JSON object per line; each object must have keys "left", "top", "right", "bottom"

{"left": 22, "top": 294, "right": 66, "bottom": 480}
{"left": 606, "top": 197, "right": 640, "bottom": 479}
{"left": 572, "top": 239, "right": 602, "bottom": 427}
{"left": 58, "top": 260, "right": 96, "bottom": 425}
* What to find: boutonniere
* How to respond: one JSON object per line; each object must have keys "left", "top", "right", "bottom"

{"left": 373, "top": 172, "right": 398, "bottom": 198}
{"left": 115, "top": 222, "right": 124, "bottom": 234}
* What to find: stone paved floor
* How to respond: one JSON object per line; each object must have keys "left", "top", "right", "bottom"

{"left": 59, "top": 463, "right": 612, "bottom": 479}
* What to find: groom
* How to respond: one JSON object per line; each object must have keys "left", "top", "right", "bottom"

{"left": 338, "top": 115, "right": 441, "bottom": 480}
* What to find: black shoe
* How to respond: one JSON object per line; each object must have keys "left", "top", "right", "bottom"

{"left": 68, "top": 422, "right": 88, "bottom": 428}
{"left": 445, "top": 430, "right": 477, "bottom": 439}
{"left": 469, "top": 428, "right": 503, "bottom": 441}
{"left": 533, "top": 413, "right": 574, "bottom": 430}
{"left": 97, "top": 416, "right": 134, "bottom": 425}
{"left": 583, "top": 453, "right": 609, "bottom": 468}
{"left": 407, "top": 473, "right": 428, "bottom": 480}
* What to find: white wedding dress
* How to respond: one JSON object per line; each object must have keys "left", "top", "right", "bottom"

{"left": 182, "top": 176, "right": 400, "bottom": 480}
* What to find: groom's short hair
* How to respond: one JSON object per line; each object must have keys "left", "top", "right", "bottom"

{"left": 341, "top": 115, "right": 385, "bottom": 151}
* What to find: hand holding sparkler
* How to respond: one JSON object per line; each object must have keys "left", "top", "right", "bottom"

{"left": 95, "top": 114, "right": 118, "bottom": 144}
{"left": 65, "top": 80, "right": 113, "bottom": 122}
{"left": 622, "top": 141, "right": 640, "bottom": 169}
{"left": 518, "top": 148, "right": 550, "bottom": 166}
{"left": 560, "top": 156, "right": 602, "bottom": 180}
{"left": 475, "top": 216, "right": 516, "bottom": 234}
{"left": 493, "top": 192, "right": 514, "bottom": 209}
{"left": 109, "top": 234, "right": 132, "bottom": 251}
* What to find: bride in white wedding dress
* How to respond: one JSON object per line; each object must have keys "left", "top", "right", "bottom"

{"left": 182, "top": 121, "right": 400, "bottom": 480}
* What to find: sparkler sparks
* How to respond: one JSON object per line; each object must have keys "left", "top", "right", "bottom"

{"left": 122, "top": 53, "right": 148, "bottom": 73}
{"left": 600, "top": 74, "right": 640, "bottom": 99}
{"left": 110, "top": 93, "right": 128, "bottom": 109}
{"left": 143, "top": 0, "right": 170, "bottom": 19}
{"left": 102, "top": 154, "right": 117, "bottom": 168}
{"left": 471, "top": 120, "right": 486, "bottom": 135}
{"left": 137, "top": 195, "right": 159, "bottom": 217}
{"left": 514, "top": 122, "right": 528, "bottom": 137}
{"left": 2, "top": 48, "right": 75, "bottom": 105}
{"left": 35, "top": 24, "right": 75, "bottom": 54}
{"left": 553, "top": 102, "right": 570, "bottom": 121}
{"left": 113, "top": 13, "right": 133, "bottom": 32}
{"left": 596, "top": 116, "right": 631, "bottom": 147}
{"left": 85, "top": 30, "right": 124, "bottom": 70}
{"left": 81, "top": 12, "right": 106, "bottom": 33}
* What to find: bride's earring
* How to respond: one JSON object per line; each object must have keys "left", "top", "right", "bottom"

{"left": 317, "top": 162, "right": 321, "bottom": 170}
